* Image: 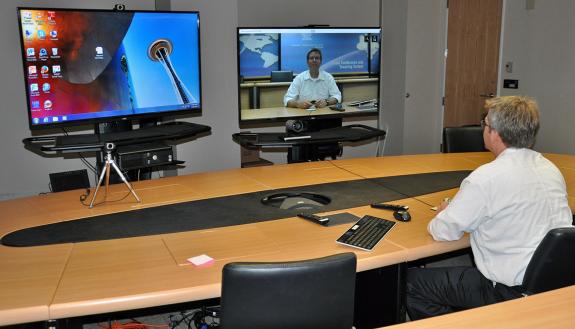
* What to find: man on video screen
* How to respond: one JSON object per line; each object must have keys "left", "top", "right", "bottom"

{"left": 284, "top": 48, "right": 341, "bottom": 109}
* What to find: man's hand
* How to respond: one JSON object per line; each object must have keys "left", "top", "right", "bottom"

{"left": 316, "top": 99, "right": 328, "bottom": 108}
{"left": 297, "top": 100, "right": 314, "bottom": 109}
{"left": 437, "top": 198, "right": 451, "bottom": 213}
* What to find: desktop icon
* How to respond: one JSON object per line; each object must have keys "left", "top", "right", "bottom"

{"left": 95, "top": 46, "right": 104, "bottom": 56}
{"left": 26, "top": 48, "right": 35, "bottom": 57}
{"left": 52, "top": 116, "right": 59, "bottom": 122}
{"left": 30, "top": 83, "right": 38, "bottom": 92}
{"left": 52, "top": 65, "right": 61, "bottom": 74}
{"left": 22, "top": 11, "right": 32, "bottom": 20}
{"left": 37, "top": 30, "right": 46, "bottom": 40}
{"left": 47, "top": 11, "right": 56, "bottom": 22}
{"left": 31, "top": 100, "right": 40, "bottom": 109}
{"left": 42, "top": 83, "right": 51, "bottom": 93}
{"left": 24, "top": 28, "right": 34, "bottom": 39}
{"left": 44, "top": 100, "right": 53, "bottom": 109}
{"left": 62, "top": 116, "right": 67, "bottom": 121}
{"left": 50, "top": 30, "right": 58, "bottom": 39}
{"left": 43, "top": 117, "right": 49, "bottom": 123}
{"left": 39, "top": 48, "right": 48, "bottom": 57}
{"left": 41, "top": 65, "right": 49, "bottom": 74}
{"left": 33, "top": 118, "right": 39, "bottom": 124}
{"left": 51, "top": 48, "right": 59, "bottom": 56}
{"left": 28, "top": 65, "right": 37, "bottom": 75}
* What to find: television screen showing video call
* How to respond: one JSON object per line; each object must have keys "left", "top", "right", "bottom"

{"left": 18, "top": 8, "right": 202, "bottom": 129}
{"left": 237, "top": 27, "right": 381, "bottom": 124}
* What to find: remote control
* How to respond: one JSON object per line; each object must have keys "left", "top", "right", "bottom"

{"left": 297, "top": 213, "right": 330, "bottom": 226}
{"left": 329, "top": 105, "right": 345, "bottom": 112}
{"left": 370, "top": 203, "right": 409, "bottom": 211}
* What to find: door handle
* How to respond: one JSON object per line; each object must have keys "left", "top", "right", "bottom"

{"left": 479, "top": 93, "right": 495, "bottom": 98}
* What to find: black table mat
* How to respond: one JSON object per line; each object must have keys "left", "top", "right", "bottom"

{"left": 1, "top": 170, "right": 470, "bottom": 247}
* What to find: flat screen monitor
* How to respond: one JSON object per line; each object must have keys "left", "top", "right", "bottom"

{"left": 17, "top": 8, "right": 202, "bottom": 130}
{"left": 237, "top": 27, "right": 381, "bottom": 125}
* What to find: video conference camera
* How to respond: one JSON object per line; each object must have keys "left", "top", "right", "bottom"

{"left": 286, "top": 120, "right": 308, "bottom": 133}
{"left": 114, "top": 4, "right": 126, "bottom": 11}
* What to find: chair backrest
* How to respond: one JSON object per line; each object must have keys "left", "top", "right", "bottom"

{"left": 220, "top": 252, "right": 356, "bottom": 329}
{"left": 49, "top": 169, "right": 90, "bottom": 192}
{"left": 442, "top": 125, "right": 486, "bottom": 153}
{"left": 521, "top": 227, "right": 575, "bottom": 295}
{"left": 270, "top": 70, "right": 294, "bottom": 82}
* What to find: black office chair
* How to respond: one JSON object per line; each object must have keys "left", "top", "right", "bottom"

{"left": 49, "top": 169, "right": 90, "bottom": 192}
{"left": 521, "top": 227, "right": 575, "bottom": 296}
{"left": 270, "top": 70, "right": 294, "bottom": 82}
{"left": 219, "top": 252, "right": 357, "bottom": 329}
{"left": 441, "top": 125, "right": 486, "bottom": 153}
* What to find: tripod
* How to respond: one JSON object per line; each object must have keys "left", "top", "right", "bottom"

{"left": 89, "top": 143, "right": 141, "bottom": 208}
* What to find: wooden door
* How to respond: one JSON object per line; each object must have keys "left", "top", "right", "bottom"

{"left": 443, "top": 0, "right": 502, "bottom": 127}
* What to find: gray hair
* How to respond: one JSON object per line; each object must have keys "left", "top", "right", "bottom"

{"left": 485, "top": 96, "right": 540, "bottom": 149}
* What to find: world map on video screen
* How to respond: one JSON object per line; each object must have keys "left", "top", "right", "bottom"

{"left": 239, "top": 31, "right": 380, "bottom": 78}
{"left": 238, "top": 33, "right": 280, "bottom": 77}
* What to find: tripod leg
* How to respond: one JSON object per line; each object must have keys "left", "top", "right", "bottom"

{"left": 105, "top": 161, "right": 111, "bottom": 198}
{"left": 109, "top": 160, "right": 141, "bottom": 203}
{"left": 89, "top": 162, "right": 110, "bottom": 208}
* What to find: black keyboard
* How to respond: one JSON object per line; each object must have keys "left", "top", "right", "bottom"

{"left": 336, "top": 215, "right": 396, "bottom": 251}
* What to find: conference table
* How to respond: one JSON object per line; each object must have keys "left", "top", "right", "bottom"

{"left": 386, "top": 284, "right": 575, "bottom": 329}
{"left": 1, "top": 152, "right": 574, "bottom": 327}
{"left": 240, "top": 100, "right": 378, "bottom": 121}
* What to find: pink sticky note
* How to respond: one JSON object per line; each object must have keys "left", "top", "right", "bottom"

{"left": 187, "top": 254, "right": 215, "bottom": 267}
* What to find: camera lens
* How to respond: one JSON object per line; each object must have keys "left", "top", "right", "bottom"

{"left": 286, "top": 120, "right": 306, "bottom": 133}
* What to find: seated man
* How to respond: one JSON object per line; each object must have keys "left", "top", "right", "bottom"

{"left": 283, "top": 48, "right": 341, "bottom": 109}
{"left": 406, "top": 96, "right": 572, "bottom": 320}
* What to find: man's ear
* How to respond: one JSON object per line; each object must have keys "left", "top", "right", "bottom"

{"left": 490, "top": 128, "right": 507, "bottom": 150}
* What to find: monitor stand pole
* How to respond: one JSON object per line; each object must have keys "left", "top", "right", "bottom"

{"left": 89, "top": 143, "right": 141, "bottom": 208}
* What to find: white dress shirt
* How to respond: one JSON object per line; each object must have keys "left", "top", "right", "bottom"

{"left": 428, "top": 148, "right": 572, "bottom": 286}
{"left": 283, "top": 70, "right": 342, "bottom": 106}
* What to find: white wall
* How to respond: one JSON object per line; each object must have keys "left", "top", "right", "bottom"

{"left": 500, "top": 0, "right": 575, "bottom": 154}
{"left": 238, "top": 0, "right": 380, "bottom": 26}
{"left": 379, "top": 0, "right": 407, "bottom": 155}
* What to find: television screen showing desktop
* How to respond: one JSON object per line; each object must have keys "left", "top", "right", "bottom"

{"left": 237, "top": 27, "right": 381, "bottom": 124}
{"left": 17, "top": 8, "right": 202, "bottom": 130}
